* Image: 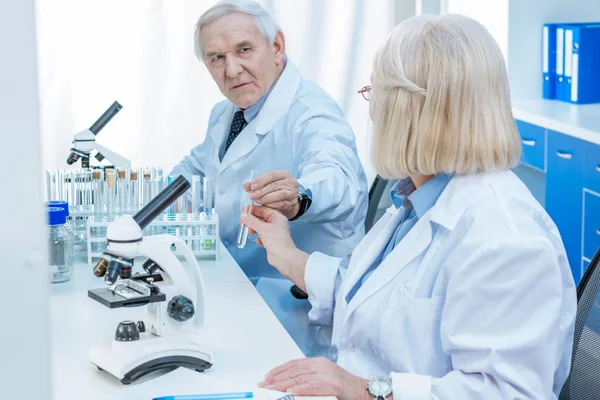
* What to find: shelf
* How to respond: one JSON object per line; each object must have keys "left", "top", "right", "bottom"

{"left": 513, "top": 99, "right": 600, "bottom": 145}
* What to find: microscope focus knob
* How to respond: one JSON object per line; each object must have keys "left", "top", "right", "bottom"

{"left": 167, "top": 296, "right": 195, "bottom": 322}
{"left": 115, "top": 320, "right": 140, "bottom": 342}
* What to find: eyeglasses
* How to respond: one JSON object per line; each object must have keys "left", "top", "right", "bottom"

{"left": 357, "top": 85, "right": 372, "bottom": 101}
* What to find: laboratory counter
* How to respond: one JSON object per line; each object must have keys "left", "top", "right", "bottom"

{"left": 49, "top": 243, "right": 326, "bottom": 400}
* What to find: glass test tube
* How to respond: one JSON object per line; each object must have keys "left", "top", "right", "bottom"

{"left": 191, "top": 176, "right": 201, "bottom": 251}
{"left": 142, "top": 172, "right": 153, "bottom": 234}
{"left": 203, "top": 177, "right": 213, "bottom": 217}
{"left": 46, "top": 170, "right": 54, "bottom": 201}
{"left": 92, "top": 171, "right": 104, "bottom": 220}
{"left": 66, "top": 170, "right": 75, "bottom": 207}
{"left": 129, "top": 171, "right": 139, "bottom": 214}
{"left": 237, "top": 170, "right": 259, "bottom": 249}
{"left": 142, "top": 172, "right": 152, "bottom": 207}
{"left": 117, "top": 169, "right": 128, "bottom": 215}
{"left": 201, "top": 177, "right": 213, "bottom": 248}
{"left": 105, "top": 169, "right": 116, "bottom": 221}
{"left": 56, "top": 170, "right": 64, "bottom": 201}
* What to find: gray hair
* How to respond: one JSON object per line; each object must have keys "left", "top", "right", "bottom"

{"left": 194, "top": 0, "right": 282, "bottom": 62}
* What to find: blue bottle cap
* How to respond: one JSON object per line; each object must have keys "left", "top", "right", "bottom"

{"left": 48, "top": 207, "right": 67, "bottom": 226}
{"left": 46, "top": 200, "right": 70, "bottom": 217}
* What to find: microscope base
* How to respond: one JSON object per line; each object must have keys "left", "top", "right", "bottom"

{"left": 89, "top": 333, "right": 212, "bottom": 384}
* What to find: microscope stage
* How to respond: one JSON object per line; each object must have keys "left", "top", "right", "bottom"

{"left": 88, "top": 287, "right": 166, "bottom": 308}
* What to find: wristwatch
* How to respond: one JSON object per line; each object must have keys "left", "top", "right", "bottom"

{"left": 367, "top": 377, "right": 392, "bottom": 400}
{"left": 289, "top": 183, "right": 312, "bottom": 221}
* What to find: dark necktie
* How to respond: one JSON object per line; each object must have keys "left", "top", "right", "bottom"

{"left": 224, "top": 110, "right": 247, "bottom": 154}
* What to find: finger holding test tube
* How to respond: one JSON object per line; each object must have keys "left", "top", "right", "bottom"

{"left": 237, "top": 170, "right": 259, "bottom": 249}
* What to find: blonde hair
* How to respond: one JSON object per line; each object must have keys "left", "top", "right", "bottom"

{"left": 370, "top": 14, "right": 521, "bottom": 179}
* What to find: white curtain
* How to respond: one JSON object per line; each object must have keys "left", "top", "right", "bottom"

{"left": 36, "top": 0, "right": 395, "bottom": 184}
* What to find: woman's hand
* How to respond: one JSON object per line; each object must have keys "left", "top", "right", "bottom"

{"left": 243, "top": 170, "right": 301, "bottom": 220}
{"left": 259, "top": 357, "right": 370, "bottom": 400}
{"left": 241, "top": 206, "right": 310, "bottom": 290}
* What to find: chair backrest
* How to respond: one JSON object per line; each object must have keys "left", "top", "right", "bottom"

{"left": 364, "top": 175, "right": 394, "bottom": 233}
{"left": 559, "top": 248, "right": 600, "bottom": 399}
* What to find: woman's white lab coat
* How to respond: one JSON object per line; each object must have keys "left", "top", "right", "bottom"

{"left": 305, "top": 170, "right": 577, "bottom": 399}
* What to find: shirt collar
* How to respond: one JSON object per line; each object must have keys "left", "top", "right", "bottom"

{"left": 237, "top": 62, "right": 287, "bottom": 124}
{"left": 390, "top": 173, "right": 452, "bottom": 218}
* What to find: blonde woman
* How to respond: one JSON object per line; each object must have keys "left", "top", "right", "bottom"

{"left": 242, "top": 14, "right": 576, "bottom": 400}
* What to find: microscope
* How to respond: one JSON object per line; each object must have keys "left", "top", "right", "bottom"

{"left": 66, "top": 101, "right": 132, "bottom": 170}
{"left": 88, "top": 175, "right": 212, "bottom": 384}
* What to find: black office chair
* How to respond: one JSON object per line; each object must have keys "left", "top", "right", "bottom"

{"left": 559, "top": 247, "right": 600, "bottom": 399}
{"left": 290, "top": 175, "right": 392, "bottom": 299}
{"left": 365, "top": 175, "right": 390, "bottom": 233}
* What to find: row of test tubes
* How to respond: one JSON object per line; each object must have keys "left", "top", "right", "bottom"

{"left": 46, "top": 168, "right": 216, "bottom": 252}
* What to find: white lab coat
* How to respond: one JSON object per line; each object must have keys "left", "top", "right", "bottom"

{"left": 171, "top": 61, "right": 368, "bottom": 357}
{"left": 305, "top": 170, "right": 577, "bottom": 399}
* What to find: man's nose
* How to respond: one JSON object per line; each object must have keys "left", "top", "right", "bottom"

{"left": 225, "top": 56, "right": 243, "bottom": 79}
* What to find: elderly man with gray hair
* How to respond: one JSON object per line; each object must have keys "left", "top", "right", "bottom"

{"left": 170, "top": 0, "right": 368, "bottom": 358}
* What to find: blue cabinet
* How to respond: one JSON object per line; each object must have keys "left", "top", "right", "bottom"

{"left": 584, "top": 140, "right": 600, "bottom": 194}
{"left": 516, "top": 120, "right": 546, "bottom": 171}
{"left": 584, "top": 191, "right": 600, "bottom": 261}
{"left": 545, "top": 130, "right": 587, "bottom": 283}
{"left": 515, "top": 118, "right": 600, "bottom": 285}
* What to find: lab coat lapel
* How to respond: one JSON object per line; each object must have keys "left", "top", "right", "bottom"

{"left": 342, "top": 213, "right": 434, "bottom": 326}
{"left": 219, "top": 61, "right": 302, "bottom": 174}
{"left": 207, "top": 103, "right": 234, "bottom": 171}
{"left": 339, "top": 206, "right": 404, "bottom": 306}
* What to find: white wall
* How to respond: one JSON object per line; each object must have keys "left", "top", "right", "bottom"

{"left": 443, "top": 0, "right": 509, "bottom": 63}
{"left": 0, "top": 0, "right": 52, "bottom": 398}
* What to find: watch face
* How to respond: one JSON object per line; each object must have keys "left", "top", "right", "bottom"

{"left": 369, "top": 377, "right": 392, "bottom": 396}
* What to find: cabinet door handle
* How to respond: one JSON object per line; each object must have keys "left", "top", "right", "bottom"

{"left": 556, "top": 151, "right": 573, "bottom": 160}
{"left": 521, "top": 139, "right": 536, "bottom": 147}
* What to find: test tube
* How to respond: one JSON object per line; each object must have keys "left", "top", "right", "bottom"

{"left": 105, "top": 169, "right": 116, "bottom": 220}
{"left": 142, "top": 172, "right": 152, "bottom": 208}
{"left": 129, "top": 171, "right": 139, "bottom": 214}
{"left": 201, "top": 177, "right": 213, "bottom": 249}
{"left": 67, "top": 170, "right": 75, "bottom": 207}
{"left": 191, "top": 176, "right": 201, "bottom": 251}
{"left": 191, "top": 176, "right": 201, "bottom": 216}
{"left": 117, "top": 169, "right": 128, "bottom": 214}
{"left": 57, "top": 170, "right": 65, "bottom": 201}
{"left": 83, "top": 170, "right": 93, "bottom": 207}
{"left": 92, "top": 171, "right": 104, "bottom": 220}
{"left": 236, "top": 170, "right": 259, "bottom": 249}
{"left": 142, "top": 172, "right": 153, "bottom": 234}
{"left": 153, "top": 167, "right": 164, "bottom": 198}
{"left": 203, "top": 177, "right": 213, "bottom": 217}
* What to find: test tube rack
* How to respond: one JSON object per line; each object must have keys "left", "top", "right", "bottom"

{"left": 84, "top": 212, "right": 220, "bottom": 266}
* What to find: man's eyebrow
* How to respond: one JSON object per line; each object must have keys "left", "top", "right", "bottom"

{"left": 236, "top": 40, "right": 254, "bottom": 49}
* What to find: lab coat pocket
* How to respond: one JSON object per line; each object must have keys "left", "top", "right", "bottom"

{"left": 379, "top": 286, "right": 450, "bottom": 377}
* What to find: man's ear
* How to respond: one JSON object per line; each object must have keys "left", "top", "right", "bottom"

{"left": 273, "top": 31, "right": 286, "bottom": 65}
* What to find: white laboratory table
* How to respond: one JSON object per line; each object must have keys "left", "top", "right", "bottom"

{"left": 49, "top": 244, "right": 310, "bottom": 400}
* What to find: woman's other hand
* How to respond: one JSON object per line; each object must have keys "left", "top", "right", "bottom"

{"left": 259, "top": 357, "right": 370, "bottom": 400}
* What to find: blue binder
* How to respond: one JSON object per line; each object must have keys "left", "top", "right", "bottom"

{"left": 561, "top": 23, "right": 600, "bottom": 104}
{"left": 542, "top": 22, "right": 599, "bottom": 102}
{"left": 542, "top": 24, "right": 558, "bottom": 99}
